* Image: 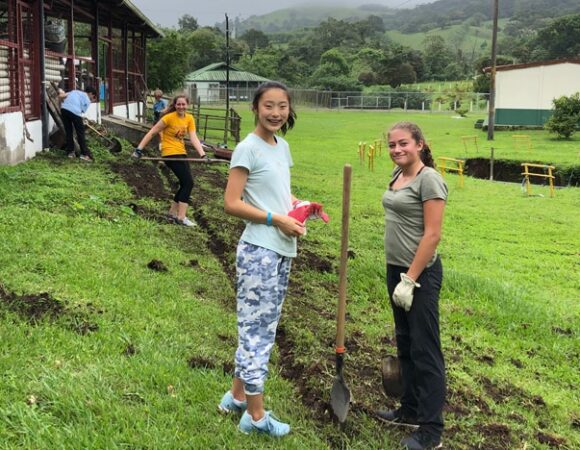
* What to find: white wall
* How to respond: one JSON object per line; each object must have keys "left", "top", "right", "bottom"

{"left": 185, "top": 81, "right": 220, "bottom": 103}
{"left": 112, "top": 101, "right": 144, "bottom": 121}
{"left": 0, "top": 101, "right": 101, "bottom": 165}
{"left": 0, "top": 112, "right": 33, "bottom": 165}
{"left": 496, "top": 63, "right": 580, "bottom": 110}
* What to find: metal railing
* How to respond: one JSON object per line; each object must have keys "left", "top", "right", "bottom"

{"left": 191, "top": 85, "right": 490, "bottom": 113}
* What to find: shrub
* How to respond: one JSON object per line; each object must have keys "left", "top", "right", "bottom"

{"left": 545, "top": 92, "right": 580, "bottom": 139}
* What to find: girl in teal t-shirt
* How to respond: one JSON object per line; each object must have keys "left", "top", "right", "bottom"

{"left": 220, "top": 82, "right": 305, "bottom": 438}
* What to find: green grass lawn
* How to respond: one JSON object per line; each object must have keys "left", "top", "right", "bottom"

{"left": 0, "top": 110, "right": 578, "bottom": 449}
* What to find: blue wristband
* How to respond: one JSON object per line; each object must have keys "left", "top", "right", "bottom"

{"left": 266, "top": 211, "right": 272, "bottom": 226}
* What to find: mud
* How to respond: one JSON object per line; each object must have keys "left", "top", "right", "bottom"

{"left": 147, "top": 259, "right": 168, "bottom": 272}
{"left": 188, "top": 355, "right": 234, "bottom": 375}
{"left": 0, "top": 284, "right": 100, "bottom": 334}
{"left": 536, "top": 431, "right": 567, "bottom": 448}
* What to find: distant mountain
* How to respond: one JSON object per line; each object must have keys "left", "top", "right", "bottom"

{"left": 234, "top": 5, "right": 394, "bottom": 34}
{"left": 232, "top": 0, "right": 580, "bottom": 35}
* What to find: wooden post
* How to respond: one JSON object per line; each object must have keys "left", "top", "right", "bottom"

{"left": 487, "top": 0, "right": 499, "bottom": 141}
{"left": 490, "top": 147, "right": 495, "bottom": 181}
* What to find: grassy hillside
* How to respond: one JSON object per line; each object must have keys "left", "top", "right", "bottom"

{"left": 238, "top": 5, "right": 395, "bottom": 34}
{"left": 0, "top": 110, "right": 578, "bottom": 448}
{"left": 384, "top": 20, "right": 510, "bottom": 55}
{"left": 236, "top": 0, "right": 580, "bottom": 34}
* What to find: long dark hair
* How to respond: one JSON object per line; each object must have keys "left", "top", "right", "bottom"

{"left": 162, "top": 93, "right": 189, "bottom": 116}
{"left": 388, "top": 121, "right": 435, "bottom": 168}
{"left": 251, "top": 81, "right": 296, "bottom": 135}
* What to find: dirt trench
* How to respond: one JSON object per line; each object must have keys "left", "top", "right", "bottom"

{"left": 464, "top": 158, "right": 579, "bottom": 186}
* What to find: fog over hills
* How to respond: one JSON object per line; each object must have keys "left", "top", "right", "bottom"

{"left": 131, "top": 0, "right": 435, "bottom": 28}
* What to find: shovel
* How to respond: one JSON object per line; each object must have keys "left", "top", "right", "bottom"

{"left": 381, "top": 355, "right": 404, "bottom": 398}
{"left": 84, "top": 119, "right": 122, "bottom": 153}
{"left": 330, "top": 164, "right": 352, "bottom": 423}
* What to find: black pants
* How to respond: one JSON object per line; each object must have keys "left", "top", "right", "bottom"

{"left": 387, "top": 257, "right": 445, "bottom": 438}
{"left": 164, "top": 155, "right": 193, "bottom": 203}
{"left": 61, "top": 108, "right": 90, "bottom": 157}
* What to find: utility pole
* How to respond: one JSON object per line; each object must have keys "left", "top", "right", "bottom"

{"left": 487, "top": 0, "right": 499, "bottom": 141}
{"left": 224, "top": 13, "right": 230, "bottom": 146}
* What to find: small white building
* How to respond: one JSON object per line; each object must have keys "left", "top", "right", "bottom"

{"left": 184, "top": 63, "right": 270, "bottom": 104}
{"left": 489, "top": 59, "right": 580, "bottom": 127}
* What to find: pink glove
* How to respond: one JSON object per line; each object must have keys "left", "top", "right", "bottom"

{"left": 288, "top": 200, "right": 330, "bottom": 224}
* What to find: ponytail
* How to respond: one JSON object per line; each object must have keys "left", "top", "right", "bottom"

{"left": 420, "top": 144, "right": 435, "bottom": 168}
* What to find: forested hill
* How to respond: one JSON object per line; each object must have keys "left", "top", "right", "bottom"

{"left": 235, "top": 0, "right": 580, "bottom": 34}
{"left": 393, "top": 0, "right": 580, "bottom": 32}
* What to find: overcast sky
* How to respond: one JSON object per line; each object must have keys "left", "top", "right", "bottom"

{"left": 131, "top": 0, "right": 433, "bottom": 28}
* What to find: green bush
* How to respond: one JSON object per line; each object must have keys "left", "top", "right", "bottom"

{"left": 545, "top": 92, "right": 580, "bottom": 139}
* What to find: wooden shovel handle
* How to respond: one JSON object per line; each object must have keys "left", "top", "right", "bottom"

{"left": 336, "top": 164, "right": 352, "bottom": 351}
{"left": 140, "top": 157, "right": 229, "bottom": 164}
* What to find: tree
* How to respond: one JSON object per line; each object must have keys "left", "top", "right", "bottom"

{"left": 314, "top": 18, "right": 362, "bottom": 52}
{"left": 147, "top": 31, "right": 193, "bottom": 92}
{"left": 239, "top": 29, "right": 269, "bottom": 55}
{"left": 545, "top": 93, "right": 580, "bottom": 139}
{"left": 178, "top": 14, "right": 199, "bottom": 32}
{"left": 319, "top": 49, "right": 350, "bottom": 75}
{"left": 188, "top": 28, "right": 225, "bottom": 69}
{"left": 236, "top": 48, "right": 280, "bottom": 80}
{"left": 533, "top": 14, "right": 580, "bottom": 60}
{"left": 387, "top": 63, "right": 417, "bottom": 88}
{"left": 309, "top": 49, "right": 359, "bottom": 91}
{"left": 423, "top": 36, "right": 454, "bottom": 80}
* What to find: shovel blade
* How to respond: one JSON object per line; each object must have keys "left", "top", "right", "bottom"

{"left": 381, "top": 355, "right": 404, "bottom": 398}
{"left": 109, "top": 137, "right": 122, "bottom": 154}
{"left": 330, "top": 374, "right": 351, "bottom": 423}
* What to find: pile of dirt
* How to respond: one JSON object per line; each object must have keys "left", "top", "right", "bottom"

{"left": 0, "top": 284, "right": 99, "bottom": 334}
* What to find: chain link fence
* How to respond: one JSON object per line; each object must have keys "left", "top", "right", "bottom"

{"left": 193, "top": 85, "right": 490, "bottom": 113}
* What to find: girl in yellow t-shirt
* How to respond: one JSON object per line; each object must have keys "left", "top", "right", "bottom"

{"left": 134, "top": 94, "right": 207, "bottom": 226}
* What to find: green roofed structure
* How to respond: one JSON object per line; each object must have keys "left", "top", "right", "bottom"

{"left": 185, "top": 62, "right": 270, "bottom": 104}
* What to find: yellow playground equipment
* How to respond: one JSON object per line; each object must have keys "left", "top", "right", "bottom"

{"left": 521, "top": 163, "right": 556, "bottom": 197}
{"left": 358, "top": 142, "right": 366, "bottom": 164}
{"left": 368, "top": 144, "right": 376, "bottom": 172}
{"left": 437, "top": 157, "right": 465, "bottom": 188}
{"left": 461, "top": 135, "right": 479, "bottom": 153}
{"left": 512, "top": 134, "right": 532, "bottom": 151}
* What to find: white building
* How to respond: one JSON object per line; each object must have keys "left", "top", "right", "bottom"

{"left": 489, "top": 59, "right": 580, "bottom": 127}
{"left": 184, "top": 63, "right": 270, "bottom": 104}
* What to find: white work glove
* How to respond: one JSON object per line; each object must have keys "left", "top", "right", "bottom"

{"left": 392, "top": 273, "right": 421, "bottom": 312}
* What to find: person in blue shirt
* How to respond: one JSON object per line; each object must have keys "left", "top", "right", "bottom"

{"left": 152, "top": 89, "right": 168, "bottom": 123}
{"left": 59, "top": 86, "right": 97, "bottom": 161}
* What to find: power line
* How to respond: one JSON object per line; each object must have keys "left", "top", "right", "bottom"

{"left": 393, "top": 0, "right": 417, "bottom": 9}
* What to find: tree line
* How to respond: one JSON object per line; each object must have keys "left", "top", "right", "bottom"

{"left": 147, "top": 12, "right": 580, "bottom": 95}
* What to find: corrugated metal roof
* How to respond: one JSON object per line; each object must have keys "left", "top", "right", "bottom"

{"left": 121, "top": 0, "right": 164, "bottom": 37}
{"left": 483, "top": 58, "right": 580, "bottom": 73}
{"left": 185, "top": 63, "right": 270, "bottom": 83}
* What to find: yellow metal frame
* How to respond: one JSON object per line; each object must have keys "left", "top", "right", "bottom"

{"left": 521, "top": 163, "right": 555, "bottom": 197}
{"left": 358, "top": 142, "right": 366, "bottom": 164}
{"left": 512, "top": 134, "right": 532, "bottom": 151}
{"left": 437, "top": 157, "right": 465, "bottom": 188}
{"left": 374, "top": 139, "right": 383, "bottom": 156}
{"left": 461, "top": 135, "right": 479, "bottom": 153}
{"left": 368, "top": 144, "right": 376, "bottom": 172}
